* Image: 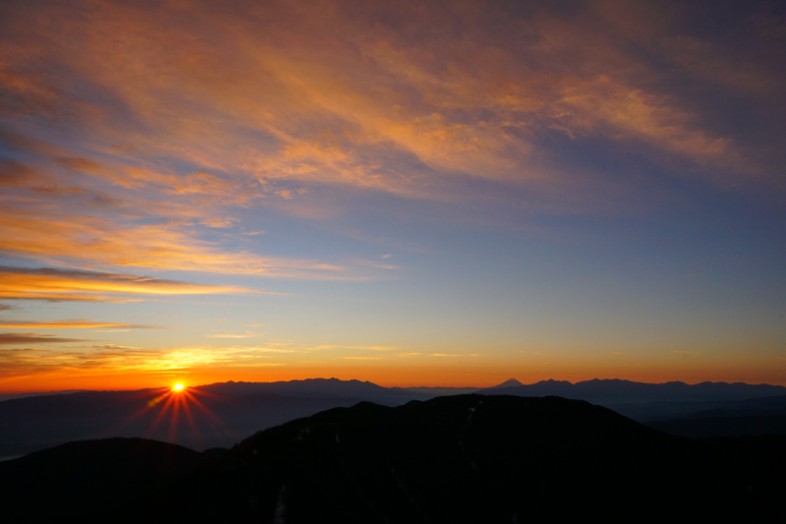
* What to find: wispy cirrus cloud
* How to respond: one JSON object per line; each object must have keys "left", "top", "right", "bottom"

{"left": 0, "top": 1, "right": 781, "bottom": 291}
{"left": 0, "top": 320, "right": 153, "bottom": 329}
{"left": 2, "top": 0, "right": 780, "bottom": 225}
{"left": 208, "top": 332, "right": 261, "bottom": 340}
{"left": 0, "top": 333, "right": 84, "bottom": 345}
{"left": 0, "top": 339, "right": 396, "bottom": 379}
{"left": 556, "top": 75, "right": 738, "bottom": 167}
{"left": 0, "top": 344, "right": 288, "bottom": 379}
{"left": 0, "top": 266, "right": 254, "bottom": 302}
{"left": 0, "top": 204, "right": 345, "bottom": 278}
{"left": 93, "top": 344, "right": 140, "bottom": 351}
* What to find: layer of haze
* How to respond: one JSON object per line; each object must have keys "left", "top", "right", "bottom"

{"left": 1, "top": 0, "right": 785, "bottom": 392}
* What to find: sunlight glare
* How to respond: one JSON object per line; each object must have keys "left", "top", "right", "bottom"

{"left": 172, "top": 382, "right": 185, "bottom": 393}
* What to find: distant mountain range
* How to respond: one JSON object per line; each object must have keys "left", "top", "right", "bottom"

{"left": 480, "top": 377, "right": 786, "bottom": 430}
{"left": 1, "top": 394, "right": 784, "bottom": 523}
{"left": 2, "top": 377, "right": 786, "bottom": 459}
{"left": 483, "top": 377, "right": 786, "bottom": 403}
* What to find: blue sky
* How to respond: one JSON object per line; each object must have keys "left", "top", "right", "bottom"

{"left": 0, "top": 0, "right": 784, "bottom": 390}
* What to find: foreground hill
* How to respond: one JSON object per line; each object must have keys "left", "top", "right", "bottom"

{"left": 170, "top": 394, "right": 784, "bottom": 523}
{"left": 0, "top": 438, "right": 204, "bottom": 523}
{"left": 4, "top": 394, "right": 782, "bottom": 522}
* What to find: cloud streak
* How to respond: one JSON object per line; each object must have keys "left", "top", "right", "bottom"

{"left": 0, "top": 320, "right": 152, "bottom": 329}
{"left": 0, "top": 333, "right": 84, "bottom": 345}
{"left": 0, "top": 266, "right": 254, "bottom": 302}
{"left": 2, "top": 0, "right": 779, "bottom": 220}
{"left": 0, "top": 204, "right": 346, "bottom": 278}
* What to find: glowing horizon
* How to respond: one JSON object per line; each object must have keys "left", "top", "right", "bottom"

{"left": 1, "top": 0, "right": 784, "bottom": 393}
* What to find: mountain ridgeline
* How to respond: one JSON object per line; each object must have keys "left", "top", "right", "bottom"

{"left": 1, "top": 377, "right": 786, "bottom": 459}
{"left": 1, "top": 394, "right": 784, "bottom": 523}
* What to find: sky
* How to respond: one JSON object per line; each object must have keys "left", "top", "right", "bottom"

{"left": 1, "top": 0, "right": 785, "bottom": 392}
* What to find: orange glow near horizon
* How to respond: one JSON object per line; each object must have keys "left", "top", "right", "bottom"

{"left": 2, "top": 356, "right": 785, "bottom": 395}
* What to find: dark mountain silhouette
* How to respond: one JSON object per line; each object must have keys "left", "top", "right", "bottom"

{"left": 1, "top": 394, "right": 783, "bottom": 523}
{"left": 0, "top": 437, "right": 203, "bottom": 523}
{"left": 487, "top": 377, "right": 524, "bottom": 388}
{"left": 647, "top": 395, "right": 786, "bottom": 437}
{"left": 2, "top": 377, "right": 785, "bottom": 459}
{"left": 200, "top": 377, "right": 411, "bottom": 399}
{"left": 481, "top": 377, "right": 786, "bottom": 405}
{"left": 170, "top": 395, "right": 785, "bottom": 523}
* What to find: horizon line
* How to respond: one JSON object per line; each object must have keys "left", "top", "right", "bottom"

{"left": 2, "top": 375, "right": 784, "bottom": 399}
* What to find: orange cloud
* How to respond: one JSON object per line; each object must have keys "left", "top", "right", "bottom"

{"left": 0, "top": 208, "right": 345, "bottom": 278}
{"left": 0, "top": 320, "right": 151, "bottom": 329}
{"left": 557, "top": 75, "right": 739, "bottom": 168}
{"left": 0, "top": 333, "right": 84, "bottom": 345}
{"left": 0, "top": 266, "right": 252, "bottom": 302}
{"left": 0, "top": 0, "right": 781, "bottom": 291}
{"left": 2, "top": 0, "right": 776, "bottom": 234}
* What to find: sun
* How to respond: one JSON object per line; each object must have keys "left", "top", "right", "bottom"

{"left": 171, "top": 383, "right": 186, "bottom": 393}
